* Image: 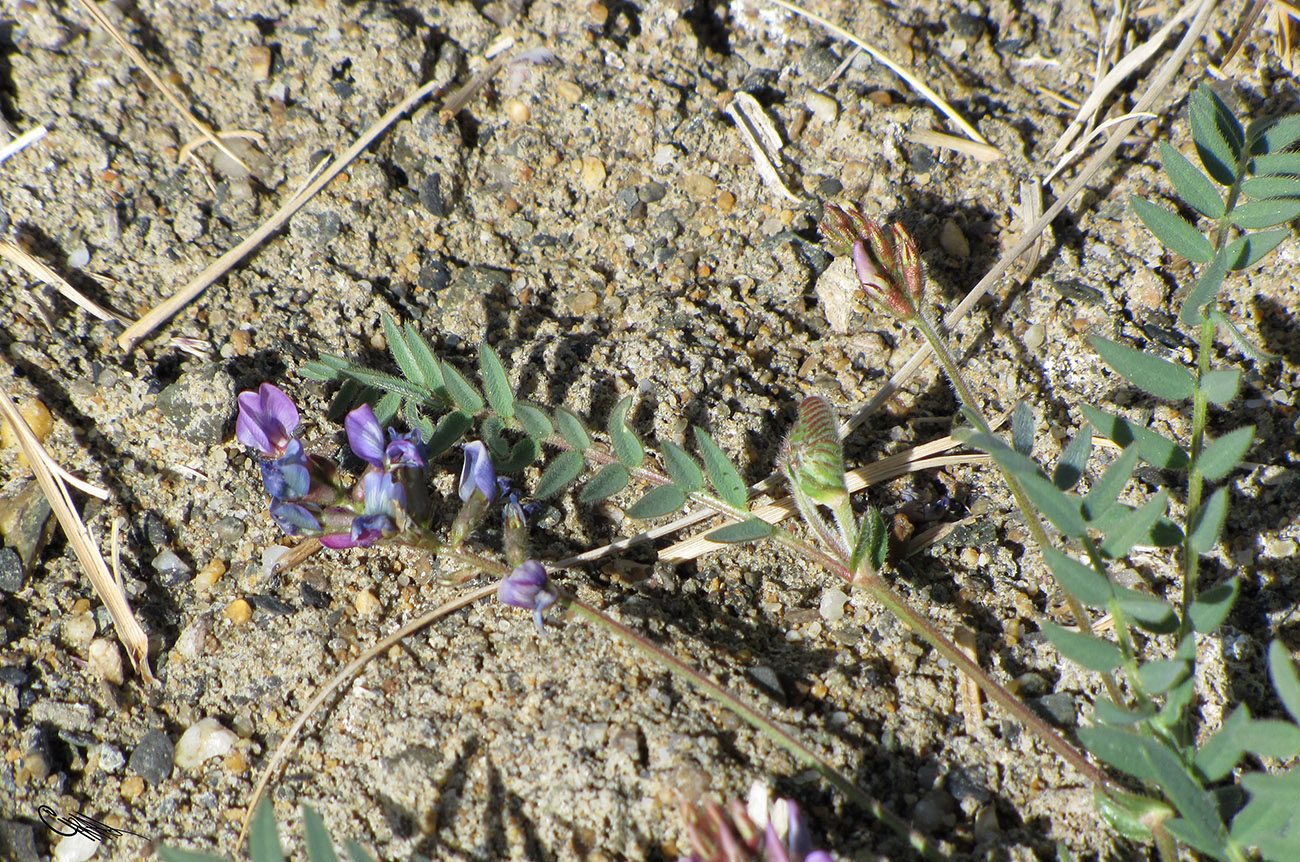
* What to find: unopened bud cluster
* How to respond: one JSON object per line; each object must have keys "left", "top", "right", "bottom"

{"left": 819, "top": 203, "right": 924, "bottom": 320}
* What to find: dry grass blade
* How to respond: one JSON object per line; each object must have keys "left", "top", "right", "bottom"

{"left": 0, "top": 240, "right": 126, "bottom": 324}
{"left": 905, "top": 129, "right": 1004, "bottom": 163}
{"left": 237, "top": 583, "right": 497, "bottom": 847}
{"left": 659, "top": 444, "right": 992, "bottom": 565}
{"left": 1043, "top": 111, "right": 1158, "bottom": 185}
{"left": 0, "top": 125, "right": 47, "bottom": 165}
{"left": 1049, "top": 1, "right": 1199, "bottom": 157}
{"left": 0, "top": 379, "right": 152, "bottom": 681}
{"left": 73, "top": 0, "right": 248, "bottom": 171}
{"left": 758, "top": 0, "right": 992, "bottom": 147}
{"left": 845, "top": 0, "right": 1219, "bottom": 437}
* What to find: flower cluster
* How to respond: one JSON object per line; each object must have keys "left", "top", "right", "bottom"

{"left": 236, "top": 384, "right": 426, "bottom": 550}
{"left": 235, "top": 383, "right": 559, "bottom": 630}
{"left": 677, "top": 783, "right": 833, "bottom": 862}
{"left": 819, "top": 203, "right": 924, "bottom": 321}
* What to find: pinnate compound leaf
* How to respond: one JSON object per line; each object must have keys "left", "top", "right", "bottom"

{"left": 478, "top": 344, "right": 514, "bottom": 420}
{"left": 1189, "top": 577, "right": 1238, "bottom": 633}
{"left": 626, "top": 484, "right": 688, "bottom": 519}
{"left": 1160, "top": 141, "right": 1226, "bottom": 217}
{"left": 1130, "top": 196, "right": 1213, "bottom": 262}
{"left": 1249, "top": 113, "right": 1300, "bottom": 154}
{"left": 426, "top": 410, "right": 474, "bottom": 457}
{"left": 1012, "top": 400, "right": 1035, "bottom": 456}
{"left": 1044, "top": 547, "right": 1113, "bottom": 606}
{"left": 1201, "top": 368, "right": 1242, "bottom": 406}
{"left": 514, "top": 403, "right": 554, "bottom": 440}
{"left": 1188, "top": 487, "right": 1229, "bottom": 554}
{"left": 1232, "top": 768, "right": 1300, "bottom": 859}
{"left": 1100, "top": 489, "right": 1169, "bottom": 558}
{"left": 1053, "top": 425, "right": 1093, "bottom": 490}
{"left": 1089, "top": 336, "right": 1197, "bottom": 401}
{"left": 1180, "top": 241, "right": 1237, "bottom": 325}
{"left": 1196, "top": 705, "right": 1252, "bottom": 782}
{"left": 1229, "top": 229, "right": 1291, "bottom": 270}
{"left": 535, "top": 450, "right": 585, "bottom": 499}
{"left": 1229, "top": 198, "right": 1300, "bottom": 230}
{"left": 1042, "top": 622, "right": 1123, "bottom": 672}
{"left": 303, "top": 805, "right": 341, "bottom": 862}
{"left": 579, "top": 463, "right": 630, "bottom": 503}
{"left": 383, "top": 313, "right": 424, "bottom": 388}
{"left": 1079, "top": 725, "right": 1226, "bottom": 853}
{"left": 962, "top": 432, "right": 1086, "bottom": 536}
{"left": 1190, "top": 84, "right": 1242, "bottom": 185}
{"left": 1242, "top": 175, "right": 1300, "bottom": 200}
{"left": 608, "top": 396, "right": 645, "bottom": 468}
{"left": 1080, "top": 405, "right": 1189, "bottom": 470}
{"left": 1250, "top": 152, "right": 1300, "bottom": 176}
{"left": 249, "top": 799, "right": 286, "bottom": 862}
{"left": 1083, "top": 444, "right": 1140, "bottom": 521}
{"left": 440, "top": 362, "right": 485, "bottom": 413}
{"left": 694, "top": 428, "right": 748, "bottom": 509}
{"left": 661, "top": 440, "right": 704, "bottom": 492}
{"left": 706, "top": 517, "right": 773, "bottom": 544}
{"left": 1137, "top": 658, "right": 1190, "bottom": 695}
{"left": 554, "top": 407, "right": 592, "bottom": 450}
{"left": 1269, "top": 641, "right": 1300, "bottom": 726}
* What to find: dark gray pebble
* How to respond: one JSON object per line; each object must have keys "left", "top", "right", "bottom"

{"left": 212, "top": 516, "right": 247, "bottom": 544}
{"left": 1033, "top": 693, "right": 1078, "bottom": 727}
{"left": 0, "top": 819, "right": 39, "bottom": 862}
{"left": 747, "top": 665, "right": 785, "bottom": 704}
{"left": 129, "top": 728, "right": 174, "bottom": 784}
{"left": 248, "top": 594, "right": 295, "bottom": 618}
{"left": 0, "top": 549, "right": 23, "bottom": 592}
{"left": 156, "top": 364, "right": 236, "bottom": 446}
{"left": 419, "top": 173, "right": 446, "bottom": 217}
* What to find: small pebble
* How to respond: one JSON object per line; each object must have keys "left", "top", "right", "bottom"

{"left": 224, "top": 598, "right": 252, "bottom": 625}
{"left": 93, "top": 743, "right": 124, "bottom": 773}
{"left": 52, "top": 833, "right": 98, "bottom": 862}
{"left": 587, "top": 1, "right": 608, "bottom": 24}
{"left": 568, "top": 290, "right": 602, "bottom": 314}
{"left": 174, "top": 615, "right": 210, "bottom": 660}
{"left": 261, "top": 545, "right": 290, "bottom": 579}
{"left": 245, "top": 45, "right": 272, "bottom": 81}
{"left": 174, "top": 717, "right": 239, "bottom": 769}
{"left": 128, "top": 728, "right": 174, "bottom": 785}
{"left": 62, "top": 612, "right": 96, "bottom": 648}
{"left": 1024, "top": 322, "right": 1045, "bottom": 352}
{"left": 354, "top": 589, "right": 381, "bottom": 615}
{"left": 504, "top": 97, "right": 530, "bottom": 124}
{"left": 229, "top": 329, "right": 252, "bottom": 356}
{"left": 716, "top": 191, "right": 735, "bottom": 214}
{"left": 939, "top": 218, "right": 970, "bottom": 258}
{"left": 0, "top": 398, "right": 53, "bottom": 461}
{"left": 555, "top": 80, "right": 583, "bottom": 103}
{"left": 804, "top": 90, "right": 838, "bottom": 123}
{"left": 194, "top": 558, "right": 226, "bottom": 588}
{"left": 579, "top": 156, "right": 606, "bottom": 192}
{"left": 224, "top": 751, "right": 249, "bottom": 775}
{"left": 120, "top": 775, "right": 145, "bottom": 801}
{"left": 212, "top": 516, "right": 246, "bottom": 543}
{"left": 67, "top": 245, "right": 90, "bottom": 268}
{"left": 152, "top": 549, "right": 191, "bottom": 578}
{"left": 88, "top": 638, "right": 124, "bottom": 685}
{"left": 683, "top": 173, "right": 717, "bottom": 201}
{"left": 819, "top": 588, "right": 849, "bottom": 622}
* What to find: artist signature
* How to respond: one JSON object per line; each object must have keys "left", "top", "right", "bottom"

{"left": 37, "top": 805, "right": 147, "bottom": 843}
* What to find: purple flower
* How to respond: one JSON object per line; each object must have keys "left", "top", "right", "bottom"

{"left": 269, "top": 500, "right": 321, "bottom": 535}
{"left": 384, "top": 429, "right": 426, "bottom": 471}
{"left": 236, "top": 383, "right": 300, "bottom": 457}
{"left": 459, "top": 441, "right": 497, "bottom": 503}
{"left": 345, "top": 404, "right": 386, "bottom": 468}
{"left": 260, "top": 439, "right": 311, "bottom": 500}
{"left": 319, "top": 471, "right": 406, "bottom": 549}
{"left": 498, "top": 560, "right": 556, "bottom": 631}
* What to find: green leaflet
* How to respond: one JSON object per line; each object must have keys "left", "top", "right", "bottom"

{"left": 694, "top": 428, "right": 748, "bottom": 509}
{"left": 608, "top": 396, "right": 645, "bottom": 468}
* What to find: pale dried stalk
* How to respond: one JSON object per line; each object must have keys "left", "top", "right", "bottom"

{"left": 0, "top": 125, "right": 48, "bottom": 165}
{"left": 0, "top": 379, "right": 152, "bottom": 681}
{"left": 0, "top": 240, "right": 125, "bottom": 323}
{"left": 905, "top": 129, "right": 1004, "bottom": 163}
{"left": 74, "top": 0, "right": 248, "bottom": 171}
{"left": 757, "top": 0, "right": 993, "bottom": 147}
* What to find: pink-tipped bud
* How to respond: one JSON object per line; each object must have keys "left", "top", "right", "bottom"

{"left": 819, "top": 202, "right": 925, "bottom": 321}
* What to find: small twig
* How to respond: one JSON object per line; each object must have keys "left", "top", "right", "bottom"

{"left": 0, "top": 125, "right": 48, "bottom": 165}
{"left": 0, "top": 240, "right": 126, "bottom": 324}
{"left": 73, "top": 0, "right": 249, "bottom": 171}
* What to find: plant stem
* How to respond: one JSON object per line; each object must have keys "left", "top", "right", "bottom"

{"left": 562, "top": 595, "right": 948, "bottom": 861}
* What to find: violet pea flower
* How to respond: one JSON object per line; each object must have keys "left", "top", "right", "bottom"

{"left": 236, "top": 383, "right": 300, "bottom": 457}
{"left": 319, "top": 471, "right": 406, "bottom": 549}
{"left": 459, "top": 441, "right": 497, "bottom": 503}
{"left": 260, "top": 439, "right": 311, "bottom": 500}
{"left": 344, "top": 403, "right": 387, "bottom": 469}
{"left": 498, "top": 560, "right": 556, "bottom": 632}
{"left": 269, "top": 500, "right": 321, "bottom": 535}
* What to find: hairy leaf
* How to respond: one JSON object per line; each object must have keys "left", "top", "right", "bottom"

{"left": 1250, "top": 152, "right": 1300, "bottom": 176}
{"left": 383, "top": 313, "right": 425, "bottom": 388}
{"left": 1042, "top": 622, "right": 1123, "bottom": 672}
{"left": 1188, "top": 487, "right": 1228, "bottom": 554}
{"left": 440, "top": 362, "right": 485, "bottom": 413}
{"left": 479, "top": 344, "right": 515, "bottom": 420}
{"left": 1249, "top": 113, "right": 1300, "bottom": 154}
{"left": 535, "top": 450, "right": 585, "bottom": 499}
{"left": 555, "top": 407, "right": 592, "bottom": 450}
{"left": 426, "top": 410, "right": 474, "bottom": 457}
{"left": 373, "top": 390, "right": 402, "bottom": 425}
{"left": 626, "top": 485, "right": 688, "bottom": 519}
{"left": 1200, "top": 368, "right": 1242, "bottom": 406}
{"left": 1044, "top": 547, "right": 1113, "bottom": 606}
{"left": 1089, "top": 336, "right": 1197, "bottom": 401}
{"left": 962, "top": 431, "right": 1087, "bottom": 535}
{"left": 495, "top": 437, "right": 541, "bottom": 473}
{"left": 1189, "top": 577, "right": 1238, "bottom": 633}
{"left": 579, "top": 463, "right": 630, "bottom": 503}
{"left": 1130, "top": 196, "right": 1214, "bottom": 262}
{"left": 1114, "top": 591, "right": 1178, "bottom": 634}
{"left": 514, "top": 403, "right": 554, "bottom": 440}
{"left": 608, "top": 396, "right": 645, "bottom": 468}
{"left": 303, "top": 805, "right": 341, "bottom": 862}
{"left": 1100, "top": 489, "right": 1169, "bottom": 558}
{"left": 1196, "top": 705, "right": 1253, "bottom": 782}
{"left": 1190, "top": 84, "right": 1241, "bottom": 185}
{"left": 1161, "top": 141, "right": 1226, "bottom": 217}
{"left": 338, "top": 366, "right": 432, "bottom": 404}
{"left": 300, "top": 354, "right": 349, "bottom": 380}
{"left": 661, "top": 440, "right": 704, "bottom": 492}
{"left": 1229, "top": 229, "right": 1291, "bottom": 271}
{"left": 706, "top": 517, "right": 774, "bottom": 543}
{"left": 694, "top": 428, "right": 748, "bottom": 509}
{"left": 1080, "top": 405, "right": 1189, "bottom": 470}
{"left": 1238, "top": 720, "right": 1300, "bottom": 760}
{"left": 1232, "top": 768, "right": 1300, "bottom": 860}
{"left": 1083, "top": 444, "right": 1140, "bottom": 521}
{"left": 1093, "top": 697, "right": 1156, "bottom": 726}
{"left": 1242, "top": 175, "right": 1300, "bottom": 199}
{"left": 1137, "top": 658, "right": 1190, "bottom": 695}
{"left": 249, "top": 799, "right": 286, "bottom": 862}
{"left": 1054, "top": 425, "right": 1093, "bottom": 490}
{"left": 1229, "top": 198, "right": 1300, "bottom": 230}
{"left": 1180, "top": 241, "right": 1236, "bottom": 325}
{"left": 1269, "top": 641, "right": 1300, "bottom": 726}
{"left": 1012, "top": 400, "right": 1035, "bottom": 456}
{"left": 405, "top": 323, "right": 446, "bottom": 396}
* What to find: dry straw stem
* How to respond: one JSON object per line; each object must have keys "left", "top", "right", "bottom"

{"left": 73, "top": 0, "right": 248, "bottom": 172}
{"left": 905, "top": 129, "right": 1004, "bottom": 163}
{"left": 237, "top": 583, "right": 498, "bottom": 847}
{"left": 843, "top": 0, "right": 1219, "bottom": 437}
{"left": 0, "top": 125, "right": 47, "bottom": 165}
{"left": 119, "top": 53, "right": 511, "bottom": 351}
{"left": 1049, "top": 1, "right": 1201, "bottom": 157}
{"left": 758, "top": 0, "right": 993, "bottom": 148}
{"left": 0, "top": 240, "right": 125, "bottom": 324}
{"left": 0, "top": 379, "right": 153, "bottom": 681}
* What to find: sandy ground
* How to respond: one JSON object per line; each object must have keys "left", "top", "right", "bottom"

{"left": 2, "top": 0, "right": 1299, "bottom": 860}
